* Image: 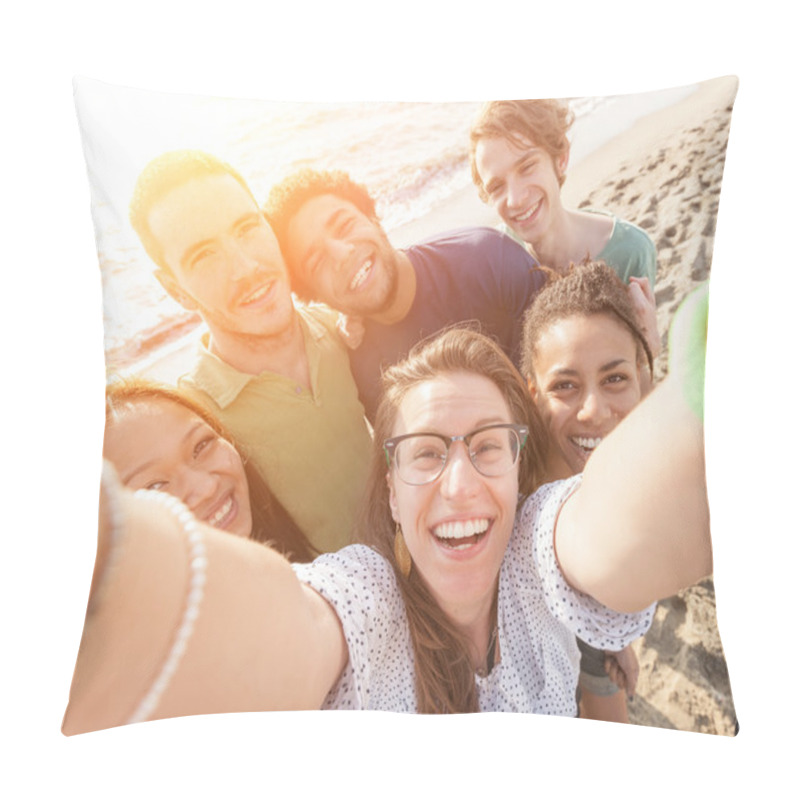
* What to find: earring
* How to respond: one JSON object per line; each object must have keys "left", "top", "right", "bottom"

{"left": 394, "top": 523, "right": 412, "bottom": 578}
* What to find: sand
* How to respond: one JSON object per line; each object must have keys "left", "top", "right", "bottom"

{"left": 562, "top": 76, "right": 739, "bottom": 735}
{"left": 138, "top": 78, "right": 740, "bottom": 734}
{"left": 396, "top": 76, "right": 740, "bottom": 735}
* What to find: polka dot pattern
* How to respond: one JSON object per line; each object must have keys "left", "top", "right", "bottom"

{"left": 293, "top": 476, "right": 653, "bottom": 714}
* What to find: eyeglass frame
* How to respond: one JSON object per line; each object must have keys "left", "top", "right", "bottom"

{"left": 383, "top": 423, "right": 529, "bottom": 486}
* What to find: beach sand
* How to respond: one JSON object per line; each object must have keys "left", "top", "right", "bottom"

{"left": 395, "top": 76, "right": 740, "bottom": 735}
{"left": 571, "top": 77, "right": 738, "bottom": 736}
{"left": 560, "top": 76, "right": 739, "bottom": 735}
{"left": 139, "top": 77, "right": 739, "bottom": 734}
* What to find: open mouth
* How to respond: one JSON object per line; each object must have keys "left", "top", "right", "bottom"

{"left": 570, "top": 435, "right": 602, "bottom": 456}
{"left": 432, "top": 518, "right": 491, "bottom": 551}
{"left": 348, "top": 258, "right": 374, "bottom": 292}
{"left": 205, "top": 492, "right": 236, "bottom": 529}
{"left": 240, "top": 279, "right": 276, "bottom": 307}
{"left": 511, "top": 198, "right": 543, "bottom": 224}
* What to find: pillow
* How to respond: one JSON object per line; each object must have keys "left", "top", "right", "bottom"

{"left": 66, "top": 75, "right": 738, "bottom": 735}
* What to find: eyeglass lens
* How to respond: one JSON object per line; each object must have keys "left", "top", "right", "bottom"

{"left": 393, "top": 426, "right": 522, "bottom": 485}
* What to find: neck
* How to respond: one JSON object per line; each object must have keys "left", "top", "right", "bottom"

{"left": 530, "top": 208, "right": 612, "bottom": 271}
{"left": 369, "top": 251, "right": 417, "bottom": 325}
{"left": 207, "top": 314, "right": 310, "bottom": 385}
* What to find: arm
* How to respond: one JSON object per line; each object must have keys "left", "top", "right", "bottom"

{"left": 554, "top": 285, "right": 712, "bottom": 613}
{"left": 62, "top": 466, "right": 347, "bottom": 735}
{"left": 604, "top": 645, "right": 640, "bottom": 698}
{"left": 628, "top": 276, "right": 661, "bottom": 359}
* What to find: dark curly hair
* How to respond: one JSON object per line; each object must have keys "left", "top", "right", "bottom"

{"left": 264, "top": 168, "right": 378, "bottom": 300}
{"left": 521, "top": 260, "right": 654, "bottom": 384}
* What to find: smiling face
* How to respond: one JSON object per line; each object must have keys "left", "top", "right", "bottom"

{"left": 148, "top": 173, "right": 296, "bottom": 342}
{"left": 387, "top": 371, "right": 520, "bottom": 620}
{"left": 474, "top": 135, "right": 567, "bottom": 247}
{"left": 283, "top": 193, "right": 402, "bottom": 317}
{"left": 529, "top": 313, "right": 643, "bottom": 477}
{"left": 104, "top": 397, "right": 252, "bottom": 538}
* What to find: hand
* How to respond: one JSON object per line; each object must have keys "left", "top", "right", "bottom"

{"left": 604, "top": 644, "right": 640, "bottom": 699}
{"left": 336, "top": 313, "right": 365, "bottom": 350}
{"left": 628, "top": 277, "right": 661, "bottom": 359}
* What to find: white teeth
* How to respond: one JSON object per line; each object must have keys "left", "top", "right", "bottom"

{"left": 513, "top": 199, "right": 541, "bottom": 222}
{"left": 572, "top": 436, "right": 602, "bottom": 451}
{"left": 433, "top": 519, "right": 490, "bottom": 540}
{"left": 242, "top": 283, "right": 271, "bottom": 305}
{"left": 208, "top": 496, "right": 233, "bottom": 527}
{"left": 349, "top": 259, "right": 373, "bottom": 291}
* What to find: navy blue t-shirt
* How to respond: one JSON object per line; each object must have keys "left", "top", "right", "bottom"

{"left": 351, "top": 226, "right": 545, "bottom": 419}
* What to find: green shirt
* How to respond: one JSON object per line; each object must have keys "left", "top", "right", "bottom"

{"left": 592, "top": 210, "right": 657, "bottom": 288}
{"left": 179, "top": 304, "right": 372, "bottom": 553}
{"left": 502, "top": 210, "right": 657, "bottom": 287}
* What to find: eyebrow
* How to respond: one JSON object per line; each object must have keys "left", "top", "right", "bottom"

{"left": 547, "top": 358, "right": 633, "bottom": 379}
{"left": 180, "top": 212, "right": 261, "bottom": 268}
{"left": 297, "top": 207, "right": 350, "bottom": 268}
{"left": 120, "top": 421, "right": 207, "bottom": 484}
{"left": 411, "top": 416, "right": 511, "bottom": 436}
{"left": 485, "top": 147, "right": 545, "bottom": 191}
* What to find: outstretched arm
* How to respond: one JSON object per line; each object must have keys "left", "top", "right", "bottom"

{"left": 554, "top": 285, "right": 712, "bottom": 613}
{"left": 62, "top": 466, "right": 347, "bottom": 735}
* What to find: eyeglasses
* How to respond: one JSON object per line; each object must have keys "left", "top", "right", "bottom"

{"left": 384, "top": 423, "right": 529, "bottom": 486}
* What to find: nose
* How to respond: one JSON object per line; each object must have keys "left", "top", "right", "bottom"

{"left": 323, "top": 237, "right": 354, "bottom": 273}
{"left": 576, "top": 389, "right": 612, "bottom": 424}
{"left": 438, "top": 442, "right": 482, "bottom": 500}
{"left": 179, "top": 466, "right": 219, "bottom": 512}
{"left": 224, "top": 237, "right": 263, "bottom": 280}
{"left": 505, "top": 176, "right": 525, "bottom": 211}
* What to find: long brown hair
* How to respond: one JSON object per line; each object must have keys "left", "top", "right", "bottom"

{"left": 105, "top": 377, "right": 317, "bottom": 562}
{"left": 358, "top": 326, "right": 547, "bottom": 712}
{"left": 521, "top": 260, "right": 654, "bottom": 383}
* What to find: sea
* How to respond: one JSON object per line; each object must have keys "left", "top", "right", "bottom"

{"left": 76, "top": 80, "right": 696, "bottom": 372}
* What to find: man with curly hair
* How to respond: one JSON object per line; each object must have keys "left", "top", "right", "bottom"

{"left": 265, "top": 169, "right": 545, "bottom": 419}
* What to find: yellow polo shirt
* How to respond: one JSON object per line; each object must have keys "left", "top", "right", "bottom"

{"left": 179, "top": 304, "right": 372, "bottom": 554}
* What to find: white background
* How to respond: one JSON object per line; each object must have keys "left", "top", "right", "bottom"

{"left": 3, "top": 1, "right": 795, "bottom": 796}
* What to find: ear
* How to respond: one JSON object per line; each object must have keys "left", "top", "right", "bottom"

{"left": 527, "top": 376, "right": 538, "bottom": 401}
{"left": 155, "top": 268, "right": 199, "bottom": 312}
{"left": 556, "top": 144, "right": 570, "bottom": 180}
{"left": 387, "top": 472, "right": 400, "bottom": 524}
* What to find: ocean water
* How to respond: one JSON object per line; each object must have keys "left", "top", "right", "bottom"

{"left": 79, "top": 82, "right": 694, "bottom": 370}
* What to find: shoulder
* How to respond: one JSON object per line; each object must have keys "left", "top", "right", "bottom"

{"left": 293, "top": 545, "right": 401, "bottom": 617}
{"left": 408, "top": 226, "right": 537, "bottom": 266}
{"left": 178, "top": 339, "right": 252, "bottom": 410}
{"left": 517, "top": 477, "right": 583, "bottom": 542}
{"left": 297, "top": 302, "right": 340, "bottom": 338}
{"left": 610, "top": 216, "right": 656, "bottom": 251}
{"left": 587, "top": 211, "right": 656, "bottom": 284}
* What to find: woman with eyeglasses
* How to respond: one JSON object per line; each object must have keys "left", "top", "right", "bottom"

{"left": 64, "top": 287, "right": 711, "bottom": 729}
